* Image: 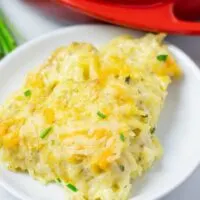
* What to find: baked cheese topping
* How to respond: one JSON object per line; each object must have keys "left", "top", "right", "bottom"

{"left": 0, "top": 34, "right": 181, "bottom": 200}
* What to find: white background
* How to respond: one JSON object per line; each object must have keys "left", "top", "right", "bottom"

{"left": 0, "top": 0, "right": 200, "bottom": 199}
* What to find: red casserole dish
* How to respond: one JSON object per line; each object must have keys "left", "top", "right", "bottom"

{"left": 56, "top": 0, "right": 200, "bottom": 35}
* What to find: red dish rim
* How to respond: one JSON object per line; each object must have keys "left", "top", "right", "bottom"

{"left": 57, "top": 0, "right": 200, "bottom": 35}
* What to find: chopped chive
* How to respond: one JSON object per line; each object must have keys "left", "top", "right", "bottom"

{"left": 120, "top": 133, "right": 125, "bottom": 142}
{"left": 141, "top": 114, "right": 148, "bottom": 118}
{"left": 150, "top": 127, "right": 156, "bottom": 135}
{"left": 40, "top": 127, "right": 53, "bottom": 139}
{"left": 56, "top": 178, "right": 61, "bottom": 183}
{"left": 157, "top": 54, "right": 168, "bottom": 62}
{"left": 66, "top": 183, "right": 78, "bottom": 192}
{"left": 24, "top": 89, "right": 31, "bottom": 97}
{"left": 97, "top": 111, "right": 106, "bottom": 119}
{"left": 125, "top": 76, "right": 131, "bottom": 84}
{"left": 119, "top": 165, "right": 125, "bottom": 172}
{"left": 51, "top": 140, "right": 55, "bottom": 145}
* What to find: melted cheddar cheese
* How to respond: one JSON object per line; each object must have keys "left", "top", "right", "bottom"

{"left": 0, "top": 34, "right": 181, "bottom": 200}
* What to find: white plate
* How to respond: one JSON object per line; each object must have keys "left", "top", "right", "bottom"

{"left": 0, "top": 25, "right": 200, "bottom": 200}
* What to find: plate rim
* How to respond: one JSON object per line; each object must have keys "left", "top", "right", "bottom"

{"left": 0, "top": 24, "right": 200, "bottom": 200}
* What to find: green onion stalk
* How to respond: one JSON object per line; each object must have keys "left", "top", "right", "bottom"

{"left": 0, "top": 15, "right": 17, "bottom": 58}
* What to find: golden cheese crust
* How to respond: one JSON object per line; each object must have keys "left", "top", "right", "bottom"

{"left": 0, "top": 34, "right": 181, "bottom": 200}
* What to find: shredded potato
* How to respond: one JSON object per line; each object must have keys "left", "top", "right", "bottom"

{"left": 0, "top": 34, "right": 181, "bottom": 200}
